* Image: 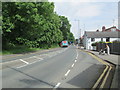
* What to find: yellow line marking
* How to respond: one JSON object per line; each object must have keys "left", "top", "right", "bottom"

{"left": 100, "top": 66, "right": 112, "bottom": 88}
{"left": 92, "top": 66, "right": 109, "bottom": 89}
{"left": 88, "top": 52, "right": 108, "bottom": 65}
{"left": 83, "top": 51, "right": 113, "bottom": 89}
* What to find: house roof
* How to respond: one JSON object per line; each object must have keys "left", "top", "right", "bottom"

{"left": 85, "top": 31, "right": 120, "bottom": 38}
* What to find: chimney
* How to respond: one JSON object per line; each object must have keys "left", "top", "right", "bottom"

{"left": 102, "top": 26, "right": 106, "bottom": 32}
{"left": 96, "top": 29, "right": 99, "bottom": 32}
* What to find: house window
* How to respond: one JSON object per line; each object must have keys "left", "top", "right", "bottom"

{"left": 101, "top": 38, "right": 103, "bottom": 41}
{"left": 91, "top": 38, "right": 95, "bottom": 41}
{"left": 106, "top": 37, "right": 110, "bottom": 42}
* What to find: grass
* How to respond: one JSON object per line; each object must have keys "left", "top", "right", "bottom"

{"left": 1, "top": 44, "right": 60, "bottom": 55}
{"left": 1, "top": 46, "right": 43, "bottom": 55}
{"left": 49, "top": 44, "right": 60, "bottom": 49}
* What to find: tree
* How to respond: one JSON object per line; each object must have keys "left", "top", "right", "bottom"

{"left": 59, "top": 16, "right": 71, "bottom": 40}
{"left": 2, "top": 2, "right": 64, "bottom": 49}
{"left": 67, "top": 32, "right": 75, "bottom": 43}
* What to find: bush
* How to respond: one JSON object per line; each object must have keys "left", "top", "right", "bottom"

{"left": 91, "top": 42, "right": 97, "bottom": 46}
{"left": 98, "top": 41, "right": 105, "bottom": 43}
{"left": 113, "top": 40, "right": 120, "bottom": 43}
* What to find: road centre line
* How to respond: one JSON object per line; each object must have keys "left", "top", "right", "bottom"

{"left": 65, "top": 70, "right": 71, "bottom": 76}
{"left": 75, "top": 49, "right": 78, "bottom": 59}
{"left": 19, "top": 59, "right": 29, "bottom": 64}
{"left": 71, "top": 63, "right": 75, "bottom": 67}
{"left": 54, "top": 82, "right": 61, "bottom": 88}
{"left": 75, "top": 60, "right": 77, "bottom": 62}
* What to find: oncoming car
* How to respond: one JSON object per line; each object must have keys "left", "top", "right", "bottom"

{"left": 60, "top": 40, "right": 69, "bottom": 47}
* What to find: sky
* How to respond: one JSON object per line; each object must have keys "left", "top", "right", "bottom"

{"left": 49, "top": 0, "right": 119, "bottom": 39}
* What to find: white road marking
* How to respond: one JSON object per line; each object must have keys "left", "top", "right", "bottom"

{"left": 38, "top": 59, "right": 44, "bottom": 62}
{"left": 17, "top": 58, "right": 44, "bottom": 68}
{"left": 32, "top": 56, "right": 37, "bottom": 58}
{"left": 54, "top": 82, "right": 61, "bottom": 88}
{"left": 17, "top": 64, "right": 28, "bottom": 68}
{"left": 65, "top": 70, "right": 71, "bottom": 76}
{"left": 75, "top": 60, "right": 77, "bottom": 62}
{"left": 33, "top": 56, "right": 43, "bottom": 60}
{"left": 75, "top": 49, "right": 78, "bottom": 59}
{"left": 29, "top": 61, "right": 38, "bottom": 64}
{"left": 72, "top": 63, "right": 75, "bottom": 67}
{"left": 77, "top": 54, "right": 78, "bottom": 58}
{"left": 19, "top": 59, "right": 29, "bottom": 64}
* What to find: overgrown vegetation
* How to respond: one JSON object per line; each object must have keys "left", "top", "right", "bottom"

{"left": 2, "top": 2, "right": 75, "bottom": 54}
{"left": 91, "top": 42, "right": 98, "bottom": 46}
{"left": 112, "top": 40, "right": 120, "bottom": 43}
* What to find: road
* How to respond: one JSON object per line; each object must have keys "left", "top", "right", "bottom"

{"left": 1, "top": 45, "right": 106, "bottom": 89}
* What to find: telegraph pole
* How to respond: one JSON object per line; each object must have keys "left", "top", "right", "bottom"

{"left": 83, "top": 24, "right": 86, "bottom": 36}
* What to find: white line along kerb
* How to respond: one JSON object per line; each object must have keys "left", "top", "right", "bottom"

{"left": 65, "top": 70, "right": 71, "bottom": 76}
{"left": 54, "top": 82, "right": 61, "bottom": 88}
{"left": 19, "top": 59, "right": 29, "bottom": 64}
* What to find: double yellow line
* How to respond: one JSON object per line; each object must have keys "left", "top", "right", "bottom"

{"left": 88, "top": 52, "right": 112, "bottom": 89}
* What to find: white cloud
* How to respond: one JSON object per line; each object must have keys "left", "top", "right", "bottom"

{"left": 53, "top": 2, "right": 103, "bottom": 19}
{"left": 75, "top": 4, "right": 102, "bottom": 17}
{"left": 113, "top": 19, "right": 118, "bottom": 27}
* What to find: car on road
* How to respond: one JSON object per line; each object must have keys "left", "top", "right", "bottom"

{"left": 60, "top": 40, "right": 69, "bottom": 47}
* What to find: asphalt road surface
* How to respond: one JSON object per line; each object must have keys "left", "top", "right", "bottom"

{"left": 1, "top": 45, "right": 105, "bottom": 89}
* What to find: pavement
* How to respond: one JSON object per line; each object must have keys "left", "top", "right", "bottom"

{"left": 85, "top": 50, "right": 119, "bottom": 89}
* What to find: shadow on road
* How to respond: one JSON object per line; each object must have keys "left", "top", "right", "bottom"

{"left": 67, "top": 64, "right": 106, "bottom": 88}
{"left": 6, "top": 66, "right": 55, "bottom": 88}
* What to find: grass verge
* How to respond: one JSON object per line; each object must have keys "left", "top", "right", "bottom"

{"left": 1, "top": 44, "right": 60, "bottom": 55}
{"left": 1, "top": 46, "right": 43, "bottom": 55}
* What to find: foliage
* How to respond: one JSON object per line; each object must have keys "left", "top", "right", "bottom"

{"left": 98, "top": 41, "right": 106, "bottom": 43}
{"left": 91, "top": 42, "right": 97, "bottom": 46}
{"left": 112, "top": 40, "right": 120, "bottom": 43}
{"left": 59, "top": 16, "right": 75, "bottom": 43}
{"left": 67, "top": 32, "right": 75, "bottom": 43}
{"left": 2, "top": 2, "right": 75, "bottom": 51}
{"left": 59, "top": 16, "right": 71, "bottom": 40}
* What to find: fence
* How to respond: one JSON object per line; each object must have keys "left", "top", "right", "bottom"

{"left": 96, "top": 43, "right": 120, "bottom": 55}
